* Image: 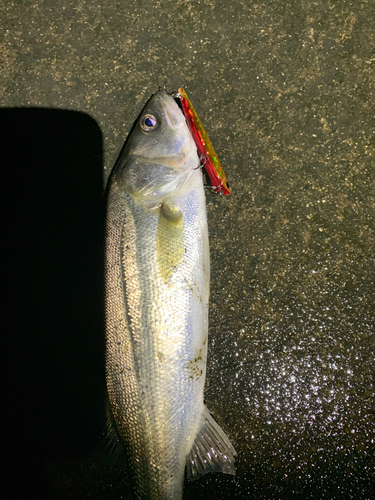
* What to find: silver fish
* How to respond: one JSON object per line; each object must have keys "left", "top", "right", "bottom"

{"left": 105, "top": 89, "right": 236, "bottom": 500}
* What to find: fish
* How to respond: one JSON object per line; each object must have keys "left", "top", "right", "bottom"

{"left": 105, "top": 88, "right": 236, "bottom": 500}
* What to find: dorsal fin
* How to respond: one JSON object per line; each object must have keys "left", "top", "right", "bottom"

{"left": 186, "top": 406, "right": 237, "bottom": 480}
{"left": 101, "top": 393, "right": 126, "bottom": 469}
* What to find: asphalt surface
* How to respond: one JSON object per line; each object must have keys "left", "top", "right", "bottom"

{"left": 1, "top": 0, "right": 374, "bottom": 499}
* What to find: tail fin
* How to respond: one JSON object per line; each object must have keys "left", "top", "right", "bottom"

{"left": 186, "top": 406, "right": 237, "bottom": 480}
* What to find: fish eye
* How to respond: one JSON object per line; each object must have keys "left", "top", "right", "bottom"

{"left": 140, "top": 113, "right": 159, "bottom": 132}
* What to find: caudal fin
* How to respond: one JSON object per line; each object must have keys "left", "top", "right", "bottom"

{"left": 186, "top": 406, "right": 237, "bottom": 480}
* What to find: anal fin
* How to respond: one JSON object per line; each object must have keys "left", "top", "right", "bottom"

{"left": 186, "top": 406, "right": 237, "bottom": 480}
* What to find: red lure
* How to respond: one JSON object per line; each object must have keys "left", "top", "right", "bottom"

{"left": 177, "top": 88, "right": 231, "bottom": 195}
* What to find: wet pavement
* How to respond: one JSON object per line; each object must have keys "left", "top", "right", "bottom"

{"left": 2, "top": 0, "right": 374, "bottom": 498}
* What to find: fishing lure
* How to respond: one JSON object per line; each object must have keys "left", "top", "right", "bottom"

{"left": 177, "top": 87, "right": 231, "bottom": 195}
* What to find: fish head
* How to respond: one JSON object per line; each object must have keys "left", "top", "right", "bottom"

{"left": 116, "top": 89, "right": 200, "bottom": 204}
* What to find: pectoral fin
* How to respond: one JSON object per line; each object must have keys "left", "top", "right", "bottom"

{"left": 186, "top": 406, "right": 237, "bottom": 479}
{"left": 156, "top": 202, "right": 184, "bottom": 282}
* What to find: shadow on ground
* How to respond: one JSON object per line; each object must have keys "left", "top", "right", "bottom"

{"left": 2, "top": 108, "right": 105, "bottom": 499}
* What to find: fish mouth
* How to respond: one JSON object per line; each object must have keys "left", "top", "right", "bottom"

{"left": 152, "top": 90, "right": 184, "bottom": 129}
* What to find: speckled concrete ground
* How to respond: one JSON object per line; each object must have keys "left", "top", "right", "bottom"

{"left": 2, "top": 0, "right": 374, "bottom": 499}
